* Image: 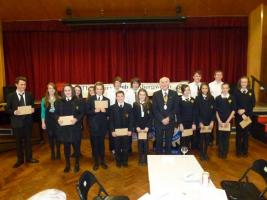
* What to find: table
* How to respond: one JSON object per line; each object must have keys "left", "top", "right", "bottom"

{"left": 27, "top": 189, "right": 66, "bottom": 200}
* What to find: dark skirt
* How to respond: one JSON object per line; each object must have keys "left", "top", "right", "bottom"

{"left": 56, "top": 124, "right": 82, "bottom": 143}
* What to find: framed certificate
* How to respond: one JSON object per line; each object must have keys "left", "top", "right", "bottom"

{"left": 218, "top": 123, "right": 231, "bottom": 132}
{"left": 239, "top": 117, "right": 252, "bottom": 129}
{"left": 200, "top": 126, "right": 212, "bottom": 133}
{"left": 59, "top": 115, "right": 74, "bottom": 126}
{"left": 182, "top": 129, "right": 193, "bottom": 137}
{"left": 138, "top": 131, "right": 148, "bottom": 140}
{"left": 17, "top": 106, "right": 32, "bottom": 115}
{"left": 95, "top": 100, "right": 108, "bottom": 109}
{"left": 115, "top": 128, "right": 128, "bottom": 136}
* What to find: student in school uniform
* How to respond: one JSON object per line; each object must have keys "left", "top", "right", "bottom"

{"left": 55, "top": 84, "right": 84, "bottom": 173}
{"left": 109, "top": 91, "right": 133, "bottom": 168}
{"left": 195, "top": 83, "right": 215, "bottom": 160}
{"left": 133, "top": 88, "right": 152, "bottom": 165}
{"left": 87, "top": 86, "right": 95, "bottom": 99}
{"left": 41, "top": 82, "right": 61, "bottom": 160}
{"left": 105, "top": 76, "right": 126, "bottom": 157}
{"left": 215, "top": 83, "right": 235, "bottom": 159}
{"left": 178, "top": 84, "right": 196, "bottom": 151}
{"left": 209, "top": 70, "right": 224, "bottom": 145}
{"left": 189, "top": 70, "right": 202, "bottom": 99}
{"left": 234, "top": 76, "right": 256, "bottom": 157}
{"left": 86, "top": 82, "right": 110, "bottom": 170}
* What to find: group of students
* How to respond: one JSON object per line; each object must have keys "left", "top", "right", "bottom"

{"left": 7, "top": 70, "right": 255, "bottom": 173}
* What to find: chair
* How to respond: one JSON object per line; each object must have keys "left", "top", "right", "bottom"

{"left": 76, "top": 170, "right": 130, "bottom": 200}
{"left": 221, "top": 159, "right": 267, "bottom": 200}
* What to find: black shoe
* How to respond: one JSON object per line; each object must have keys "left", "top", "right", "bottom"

{"left": 71, "top": 153, "right": 75, "bottom": 158}
{"left": 74, "top": 164, "right": 80, "bottom": 173}
{"left": 116, "top": 162, "right": 122, "bottom": 168}
{"left": 26, "top": 159, "right": 39, "bottom": 163}
{"left": 242, "top": 153, "right": 248, "bottom": 158}
{"left": 93, "top": 163, "right": 99, "bottom": 171}
{"left": 64, "top": 165, "right": 70, "bottom": 173}
{"left": 51, "top": 153, "right": 56, "bottom": 160}
{"left": 122, "top": 163, "right": 128, "bottom": 168}
{"left": 100, "top": 162, "right": 108, "bottom": 169}
{"left": 13, "top": 161, "right": 23, "bottom": 168}
{"left": 56, "top": 151, "right": 61, "bottom": 160}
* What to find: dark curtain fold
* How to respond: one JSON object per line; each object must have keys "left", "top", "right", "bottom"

{"left": 3, "top": 17, "right": 248, "bottom": 99}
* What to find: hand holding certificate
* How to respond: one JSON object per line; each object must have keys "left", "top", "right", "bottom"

{"left": 95, "top": 100, "right": 108, "bottom": 109}
{"left": 58, "top": 115, "right": 75, "bottom": 126}
{"left": 200, "top": 126, "right": 212, "bottom": 133}
{"left": 16, "top": 106, "right": 33, "bottom": 115}
{"left": 182, "top": 129, "right": 193, "bottom": 137}
{"left": 239, "top": 117, "right": 252, "bottom": 129}
{"left": 115, "top": 128, "right": 128, "bottom": 136}
{"left": 138, "top": 131, "right": 148, "bottom": 140}
{"left": 218, "top": 123, "right": 231, "bottom": 132}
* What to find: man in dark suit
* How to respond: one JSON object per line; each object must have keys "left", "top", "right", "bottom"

{"left": 152, "top": 77, "right": 178, "bottom": 154}
{"left": 6, "top": 76, "right": 39, "bottom": 168}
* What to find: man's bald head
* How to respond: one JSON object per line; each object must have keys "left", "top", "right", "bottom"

{"left": 159, "top": 77, "right": 170, "bottom": 90}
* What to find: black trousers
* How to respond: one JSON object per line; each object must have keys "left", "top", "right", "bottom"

{"left": 236, "top": 124, "right": 250, "bottom": 155}
{"left": 218, "top": 131, "right": 230, "bottom": 157}
{"left": 108, "top": 131, "right": 115, "bottom": 151}
{"left": 90, "top": 135, "right": 105, "bottom": 164}
{"left": 200, "top": 133, "right": 210, "bottom": 157}
{"left": 114, "top": 136, "right": 129, "bottom": 164}
{"left": 180, "top": 122, "right": 193, "bottom": 151}
{"left": 47, "top": 129, "right": 60, "bottom": 156}
{"left": 13, "top": 124, "right": 32, "bottom": 162}
{"left": 138, "top": 139, "right": 148, "bottom": 162}
{"left": 64, "top": 141, "right": 80, "bottom": 166}
{"left": 155, "top": 126, "right": 173, "bottom": 155}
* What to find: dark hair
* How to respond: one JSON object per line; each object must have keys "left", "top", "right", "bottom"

{"left": 198, "top": 83, "right": 212, "bottom": 99}
{"left": 94, "top": 82, "right": 105, "bottom": 94}
{"left": 74, "top": 85, "right": 83, "bottom": 99}
{"left": 87, "top": 86, "right": 95, "bottom": 100}
{"left": 130, "top": 77, "right": 141, "bottom": 88}
{"left": 44, "top": 82, "right": 60, "bottom": 108}
{"left": 181, "top": 84, "right": 190, "bottom": 94}
{"left": 15, "top": 76, "right": 27, "bottom": 84}
{"left": 113, "top": 76, "right": 123, "bottom": 84}
{"left": 61, "top": 84, "right": 74, "bottom": 99}
{"left": 237, "top": 76, "right": 250, "bottom": 90}
{"left": 214, "top": 70, "right": 223, "bottom": 75}
{"left": 193, "top": 70, "right": 202, "bottom": 76}
{"left": 222, "top": 82, "right": 230, "bottom": 89}
{"left": 137, "top": 88, "right": 151, "bottom": 111}
{"left": 116, "top": 90, "right": 125, "bottom": 96}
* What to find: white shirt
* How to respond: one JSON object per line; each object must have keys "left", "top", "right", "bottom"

{"left": 96, "top": 95, "right": 103, "bottom": 101}
{"left": 66, "top": 97, "right": 72, "bottom": 101}
{"left": 16, "top": 90, "right": 26, "bottom": 105}
{"left": 140, "top": 101, "right": 145, "bottom": 117}
{"left": 181, "top": 95, "right": 191, "bottom": 101}
{"left": 118, "top": 102, "right": 124, "bottom": 108}
{"left": 104, "top": 86, "right": 126, "bottom": 106}
{"left": 221, "top": 93, "right": 230, "bottom": 99}
{"left": 189, "top": 82, "right": 201, "bottom": 98}
{"left": 209, "top": 80, "right": 224, "bottom": 98}
{"left": 125, "top": 88, "right": 140, "bottom": 106}
{"left": 162, "top": 89, "right": 169, "bottom": 97}
{"left": 240, "top": 88, "right": 248, "bottom": 94}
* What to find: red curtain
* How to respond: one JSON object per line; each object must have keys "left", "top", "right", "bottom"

{"left": 2, "top": 17, "right": 248, "bottom": 99}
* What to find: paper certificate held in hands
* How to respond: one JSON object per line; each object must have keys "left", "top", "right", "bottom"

{"left": 115, "top": 128, "right": 128, "bottom": 136}
{"left": 17, "top": 106, "right": 32, "bottom": 115}
{"left": 200, "top": 126, "right": 212, "bottom": 133}
{"left": 218, "top": 123, "right": 231, "bottom": 132}
{"left": 240, "top": 117, "right": 252, "bottom": 129}
{"left": 59, "top": 115, "right": 74, "bottom": 126}
{"left": 182, "top": 129, "right": 193, "bottom": 137}
{"left": 95, "top": 100, "right": 108, "bottom": 109}
{"left": 138, "top": 131, "right": 148, "bottom": 140}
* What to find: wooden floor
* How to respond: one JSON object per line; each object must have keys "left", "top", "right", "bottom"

{"left": 0, "top": 136, "right": 267, "bottom": 200}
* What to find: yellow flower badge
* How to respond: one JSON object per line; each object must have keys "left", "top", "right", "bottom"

{"left": 249, "top": 92, "right": 252, "bottom": 96}
{"left": 76, "top": 106, "right": 79, "bottom": 110}
{"left": 210, "top": 105, "right": 214, "bottom": 109}
{"left": 191, "top": 100, "right": 194, "bottom": 103}
{"left": 124, "top": 112, "right": 129, "bottom": 118}
{"left": 228, "top": 99, "right": 232, "bottom": 104}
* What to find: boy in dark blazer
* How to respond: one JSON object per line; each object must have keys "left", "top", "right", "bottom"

{"left": 109, "top": 91, "right": 133, "bottom": 168}
{"left": 6, "top": 76, "right": 39, "bottom": 168}
{"left": 152, "top": 77, "right": 178, "bottom": 155}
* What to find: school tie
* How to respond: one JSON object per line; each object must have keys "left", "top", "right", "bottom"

{"left": 119, "top": 104, "right": 123, "bottom": 108}
{"left": 97, "top": 96, "right": 100, "bottom": 101}
{"left": 19, "top": 93, "right": 25, "bottom": 106}
{"left": 163, "top": 92, "right": 168, "bottom": 103}
{"left": 186, "top": 98, "right": 190, "bottom": 102}
{"left": 242, "top": 90, "right": 247, "bottom": 94}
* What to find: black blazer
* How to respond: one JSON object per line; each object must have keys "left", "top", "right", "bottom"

{"left": 6, "top": 91, "right": 34, "bottom": 128}
{"left": 109, "top": 102, "right": 134, "bottom": 132}
{"left": 152, "top": 89, "right": 178, "bottom": 128}
{"left": 133, "top": 102, "right": 152, "bottom": 130}
{"left": 86, "top": 95, "right": 110, "bottom": 136}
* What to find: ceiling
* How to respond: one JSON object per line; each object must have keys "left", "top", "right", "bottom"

{"left": 0, "top": 0, "right": 266, "bottom": 21}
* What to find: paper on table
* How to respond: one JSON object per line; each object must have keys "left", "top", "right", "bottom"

{"left": 200, "top": 126, "right": 212, "bottom": 133}
{"left": 138, "top": 131, "right": 148, "bottom": 140}
{"left": 239, "top": 117, "right": 252, "bottom": 129}
{"left": 218, "top": 123, "right": 231, "bottom": 132}
{"left": 17, "top": 106, "right": 32, "bottom": 115}
{"left": 115, "top": 128, "right": 128, "bottom": 136}
{"left": 182, "top": 129, "right": 193, "bottom": 137}
{"left": 59, "top": 115, "right": 74, "bottom": 126}
{"left": 95, "top": 100, "right": 108, "bottom": 109}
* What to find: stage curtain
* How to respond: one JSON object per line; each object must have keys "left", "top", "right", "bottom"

{"left": 2, "top": 17, "right": 248, "bottom": 99}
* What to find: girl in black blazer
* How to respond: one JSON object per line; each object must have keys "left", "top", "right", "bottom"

{"left": 133, "top": 89, "right": 152, "bottom": 165}
{"left": 55, "top": 84, "right": 84, "bottom": 173}
{"left": 234, "top": 76, "right": 255, "bottom": 157}
{"left": 195, "top": 83, "right": 215, "bottom": 160}
{"left": 87, "top": 82, "right": 110, "bottom": 170}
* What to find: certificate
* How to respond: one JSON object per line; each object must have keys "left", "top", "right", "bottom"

{"left": 182, "top": 129, "right": 193, "bottom": 137}
{"left": 17, "top": 106, "right": 32, "bottom": 115}
{"left": 218, "top": 123, "right": 231, "bottom": 132}
{"left": 200, "top": 126, "right": 212, "bottom": 133}
{"left": 115, "top": 128, "right": 128, "bottom": 136}
{"left": 95, "top": 100, "right": 108, "bottom": 109}
{"left": 239, "top": 117, "right": 252, "bottom": 129}
{"left": 59, "top": 115, "right": 74, "bottom": 126}
{"left": 138, "top": 131, "right": 148, "bottom": 140}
